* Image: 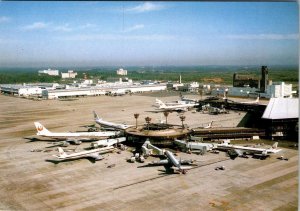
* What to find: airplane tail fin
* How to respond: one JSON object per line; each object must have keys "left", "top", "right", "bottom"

{"left": 179, "top": 92, "right": 183, "bottom": 100}
{"left": 223, "top": 92, "right": 227, "bottom": 100}
{"left": 57, "top": 147, "right": 67, "bottom": 157}
{"left": 34, "top": 122, "right": 51, "bottom": 135}
{"left": 155, "top": 98, "right": 163, "bottom": 105}
{"left": 93, "top": 111, "right": 101, "bottom": 120}
{"left": 272, "top": 142, "right": 278, "bottom": 149}
{"left": 156, "top": 99, "right": 166, "bottom": 108}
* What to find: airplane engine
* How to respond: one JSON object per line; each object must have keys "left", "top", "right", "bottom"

{"left": 72, "top": 140, "right": 82, "bottom": 145}
{"left": 61, "top": 141, "right": 70, "bottom": 147}
{"left": 91, "top": 143, "right": 99, "bottom": 149}
{"left": 181, "top": 169, "right": 187, "bottom": 174}
{"left": 95, "top": 155, "right": 104, "bottom": 161}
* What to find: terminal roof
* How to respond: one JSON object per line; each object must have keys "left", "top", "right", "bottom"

{"left": 262, "top": 98, "right": 298, "bottom": 119}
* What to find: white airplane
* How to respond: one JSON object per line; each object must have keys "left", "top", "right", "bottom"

{"left": 155, "top": 99, "right": 197, "bottom": 112}
{"left": 111, "top": 90, "right": 126, "bottom": 96}
{"left": 141, "top": 141, "right": 193, "bottom": 174}
{"left": 217, "top": 141, "right": 281, "bottom": 159}
{"left": 52, "top": 146, "right": 114, "bottom": 162}
{"left": 34, "top": 122, "right": 120, "bottom": 145}
{"left": 155, "top": 98, "right": 198, "bottom": 106}
{"left": 147, "top": 150, "right": 193, "bottom": 174}
{"left": 200, "top": 121, "right": 214, "bottom": 129}
{"left": 153, "top": 98, "right": 178, "bottom": 107}
{"left": 239, "top": 97, "right": 260, "bottom": 105}
{"left": 179, "top": 93, "right": 198, "bottom": 103}
{"left": 93, "top": 111, "right": 132, "bottom": 130}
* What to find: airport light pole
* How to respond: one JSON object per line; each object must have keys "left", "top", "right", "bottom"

{"left": 145, "top": 116, "right": 151, "bottom": 131}
{"left": 134, "top": 113, "right": 139, "bottom": 129}
{"left": 163, "top": 111, "right": 169, "bottom": 125}
{"left": 179, "top": 115, "right": 186, "bottom": 129}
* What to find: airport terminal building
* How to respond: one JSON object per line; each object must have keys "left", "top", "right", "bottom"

{"left": 42, "top": 84, "right": 167, "bottom": 99}
{"left": 1, "top": 82, "right": 167, "bottom": 99}
{"left": 262, "top": 98, "right": 298, "bottom": 140}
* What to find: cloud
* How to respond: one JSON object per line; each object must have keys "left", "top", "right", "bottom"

{"left": 0, "top": 16, "right": 10, "bottom": 23}
{"left": 53, "top": 24, "right": 72, "bottom": 32}
{"left": 59, "top": 34, "right": 176, "bottom": 42}
{"left": 226, "top": 33, "right": 299, "bottom": 40}
{"left": 78, "top": 23, "right": 97, "bottom": 29}
{"left": 22, "top": 22, "right": 97, "bottom": 32}
{"left": 23, "top": 22, "right": 48, "bottom": 30}
{"left": 124, "top": 24, "right": 144, "bottom": 32}
{"left": 126, "top": 2, "right": 165, "bottom": 13}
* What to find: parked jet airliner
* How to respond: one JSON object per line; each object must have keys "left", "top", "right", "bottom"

{"left": 53, "top": 146, "right": 114, "bottom": 161}
{"left": 141, "top": 141, "right": 193, "bottom": 174}
{"left": 155, "top": 99, "right": 197, "bottom": 112}
{"left": 93, "top": 111, "right": 132, "bottom": 130}
{"left": 239, "top": 97, "right": 260, "bottom": 105}
{"left": 34, "top": 122, "right": 120, "bottom": 145}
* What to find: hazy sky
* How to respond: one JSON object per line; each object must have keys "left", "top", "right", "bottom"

{"left": 0, "top": 2, "right": 298, "bottom": 67}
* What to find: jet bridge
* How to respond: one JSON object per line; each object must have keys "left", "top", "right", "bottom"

{"left": 174, "top": 139, "right": 216, "bottom": 154}
{"left": 142, "top": 140, "right": 165, "bottom": 156}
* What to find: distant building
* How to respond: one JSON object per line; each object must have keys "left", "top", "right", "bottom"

{"left": 43, "top": 84, "right": 167, "bottom": 99}
{"left": 167, "top": 83, "right": 184, "bottom": 90}
{"left": 262, "top": 82, "right": 293, "bottom": 98}
{"left": 0, "top": 84, "right": 42, "bottom": 96}
{"left": 189, "top": 82, "right": 200, "bottom": 92}
{"left": 227, "top": 87, "right": 259, "bottom": 97}
{"left": 233, "top": 73, "right": 259, "bottom": 88}
{"left": 61, "top": 70, "right": 77, "bottom": 79}
{"left": 228, "top": 66, "right": 294, "bottom": 98}
{"left": 232, "top": 66, "right": 270, "bottom": 91}
{"left": 116, "top": 68, "right": 127, "bottom": 76}
{"left": 38, "top": 68, "right": 59, "bottom": 76}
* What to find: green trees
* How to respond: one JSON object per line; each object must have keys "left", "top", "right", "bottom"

{"left": 0, "top": 66, "right": 297, "bottom": 85}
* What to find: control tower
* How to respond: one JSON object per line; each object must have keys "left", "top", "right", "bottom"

{"left": 260, "top": 66, "right": 268, "bottom": 92}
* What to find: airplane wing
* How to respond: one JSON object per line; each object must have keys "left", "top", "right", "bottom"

{"left": 87, "top": 153, "right": 104, "bottom": 161}
{"left": 227, "top": 149, "right": 242, "bottom": 159}
{"left": 171, "top": 166, "right": 192, "bottom": 170}
{"left": 148, "top": 159, "right": 169, "bottom": 165}
{"left": 180, "top": 159, "right": 196, "bottom": 165}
